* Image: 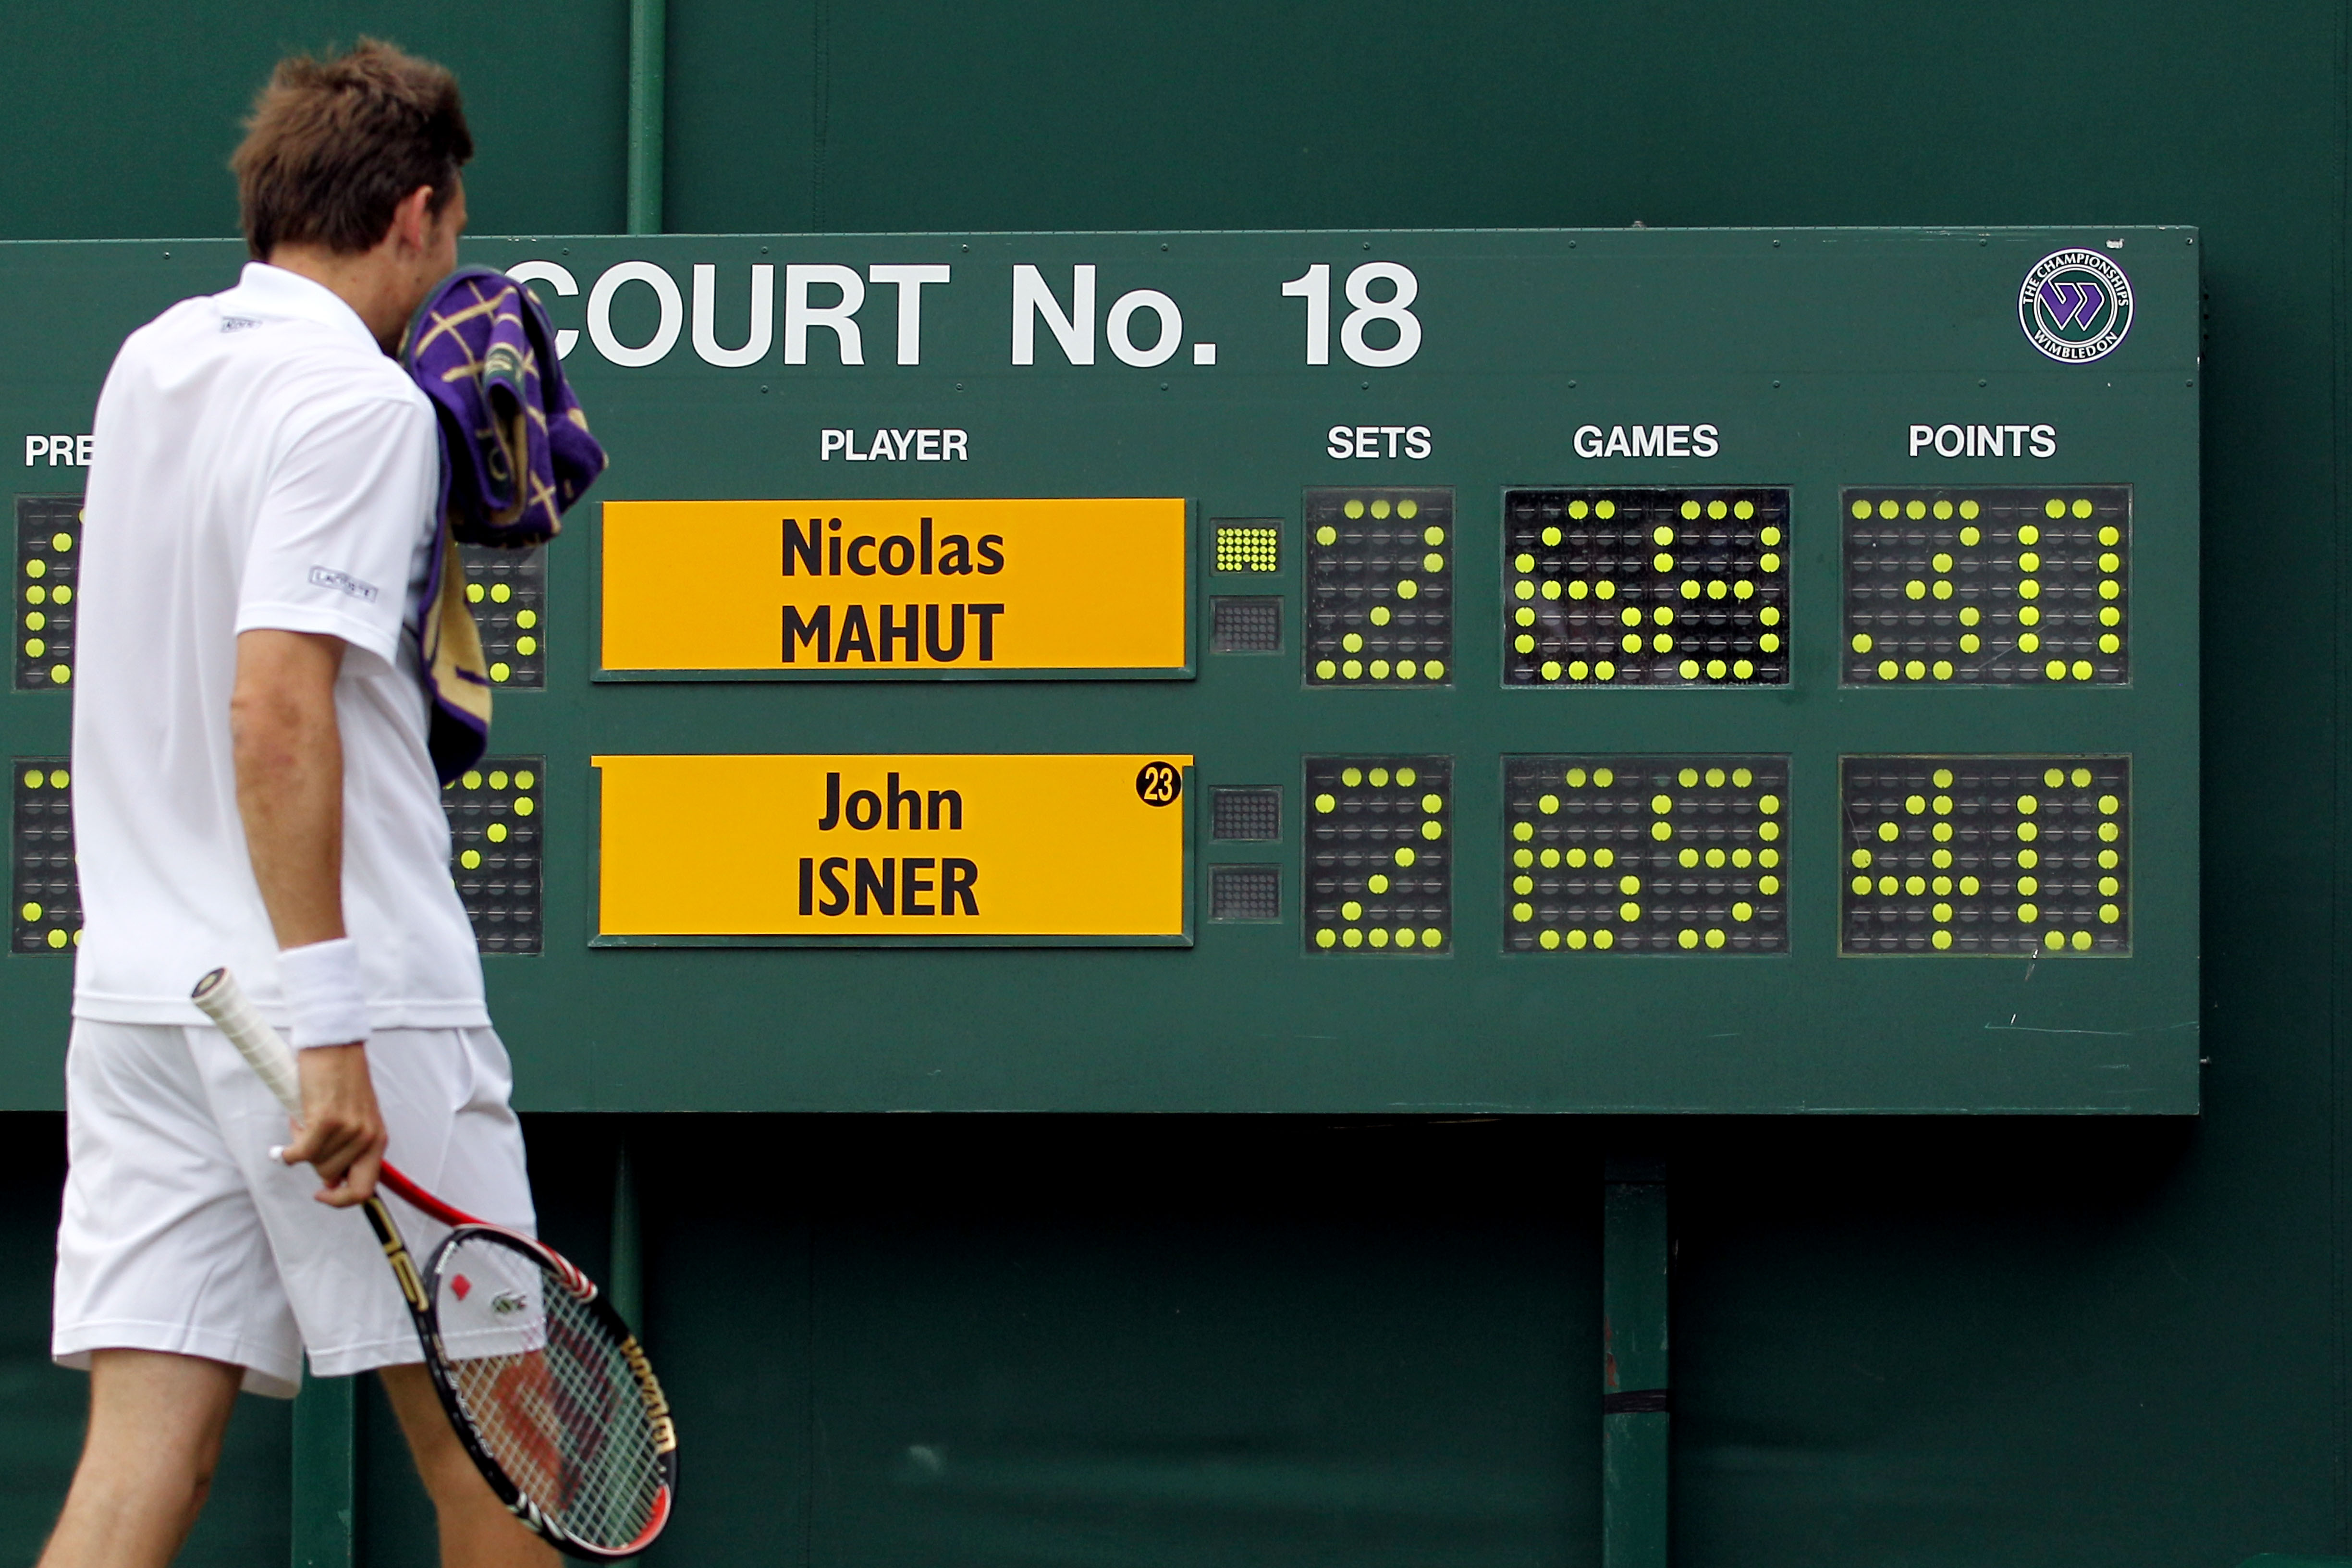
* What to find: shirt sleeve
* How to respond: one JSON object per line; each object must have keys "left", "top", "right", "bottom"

{"left": 234, "top": 390, "right": 439, "bottom": 664}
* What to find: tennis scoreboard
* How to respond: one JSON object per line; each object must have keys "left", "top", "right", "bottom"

{"left": 0, "top": 229, "right": 2200, "bottom": 1112}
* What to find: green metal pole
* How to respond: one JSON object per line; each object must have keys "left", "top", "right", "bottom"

{"left": 625, "top": 0, "right": 666, "bottom": 235}
{"left": 289, "top": 1374, "right": 358, "bottom": 1568}
{"left": 611, "top": 1138, "right": 644, "bottom": 1333}
{"left": 1602, "top": 1156, "right": 1669, "bottom": 1568}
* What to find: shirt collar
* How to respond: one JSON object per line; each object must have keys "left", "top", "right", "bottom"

{"left": 230, "top": 262, "right": 387, "bottom": 354}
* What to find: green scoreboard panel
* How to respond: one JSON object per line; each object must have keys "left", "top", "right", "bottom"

{"left": 0, "top": 228, "right": 2199, "bottom": 1112}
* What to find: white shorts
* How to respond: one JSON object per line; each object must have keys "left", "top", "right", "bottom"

{"left": 52, "top": 1019, "right": 535, "bottom": 1399}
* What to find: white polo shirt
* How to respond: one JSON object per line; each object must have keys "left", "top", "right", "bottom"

{"left": 70, "top": 262, "right": 488, "bottom": 1029}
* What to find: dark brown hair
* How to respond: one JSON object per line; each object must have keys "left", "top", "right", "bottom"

{"left": 232, "top": 39, "right": 472, "bottom": 259}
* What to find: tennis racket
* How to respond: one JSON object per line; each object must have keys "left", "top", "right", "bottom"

{"left": 190, "top": 967, "right": 678, "bottom": 1560}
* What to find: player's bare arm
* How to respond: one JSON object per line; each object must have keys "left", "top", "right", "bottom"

{"left": 231, "top": 625, "right": 386, "bottom": 1206}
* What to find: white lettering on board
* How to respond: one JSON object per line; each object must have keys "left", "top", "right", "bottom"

{"left": 1573, "top": 424, "right": 1721, "bottom": 459}
{"left": 1908, "top": 423, "right": 2058, "bottom": 457}
{"left": 866, "top": 264, "right": 952, "bottom": 365}
{"left": 820, "top": 429, "right": 970, "bottom": 461}
{"left": 23, "top": 434, "right": 93, "bottom": 466}
{"left": 786, "top": 265, "right": 866, "bottom": 366}
{"left": 1325, "top": 425, "right": 1433, "bottom": 459}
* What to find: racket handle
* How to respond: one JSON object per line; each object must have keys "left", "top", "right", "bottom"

{"left": 192, "top": 967, "right": 302, "bottom": 1115}
{"left": 192, "top": 966, "right": 486, "bottom": 1227}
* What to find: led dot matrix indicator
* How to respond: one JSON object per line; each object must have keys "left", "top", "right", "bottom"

{"left": 12, "top": 759, "right": 77, "bottom": 953}
{"left": 1210, "top": 597, "right": 1283, "bottom": 653}
{"left": 443, "top": 758, "right": 543, "bottom": 953}
{"left": 1211, "top": 787, "right": 1282, "bottom": 842}
{"left": 1502, "top": 488, "right": 1789, "bottom": 686}
{"left": 1305, "top": 756, "right": 1450, "bottom": 953}
{"left": 460, "top": 544, "right": 546, "bottom": 688}
{"left": 1213, "top": 521, "right": 1282, "bottom": 574}
{"left": 1305, "top": 488, "right": 1452, "bottom": 686}
{"left": 15, "top": 497, "right": 80, "bottom": 691}
{"left": 1840, "top": 756, "right": 2129, "bottom": 955}
{"left": 1843, "top": 488, "right": 2129, "bottom": 686}
{"left": 1504, "top": 757, "right": 1788, "bottom": 953}
{"left": 1209, "top": 864, "right": 1281, "bottom": 921}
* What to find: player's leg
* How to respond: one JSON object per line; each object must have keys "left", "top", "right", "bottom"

{"left": 49, "top": 1021, "right": 310, "bottom": 1568}
{"left": 225, "top": 1022, "right": 547, "bottom": 1566}
{"left": 378, "top": 1363, "right": 559, "bottom": 1568}
{"left": 36, "top": 1348, "right": 243, "bottom": 1568}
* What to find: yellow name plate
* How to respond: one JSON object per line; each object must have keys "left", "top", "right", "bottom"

{"left": 600, "top": 498, "right": 1190, "bottom": 676}
{"left": 593, "top": 753, "right": 1193, "bottom": 943}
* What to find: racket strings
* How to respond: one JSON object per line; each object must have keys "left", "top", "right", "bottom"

{"left": 437, "top": 1239, "right": 664, "bottom": 1551}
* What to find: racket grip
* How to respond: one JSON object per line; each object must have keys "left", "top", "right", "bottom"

{"left": 190, "top": 968, "right": 480, "bottom": 1224}
{"left": 191, "top": 967, "right": 303, "bottom": 1116}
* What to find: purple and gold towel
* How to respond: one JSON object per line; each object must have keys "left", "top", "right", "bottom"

{"left": 400, "top": 266, "right": 606, "bottom": 782}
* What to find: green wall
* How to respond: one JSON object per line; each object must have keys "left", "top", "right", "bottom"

{"left": 0, "top": 1, "right": 2342, "bottom": 1563}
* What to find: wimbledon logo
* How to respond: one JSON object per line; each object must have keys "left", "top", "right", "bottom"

{"left": 2019, "top": 249, "right": 2133, "bottom": 363}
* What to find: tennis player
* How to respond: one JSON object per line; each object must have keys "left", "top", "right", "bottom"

{"left": 41, "top": 42, "right": 552, "bottom": 1568}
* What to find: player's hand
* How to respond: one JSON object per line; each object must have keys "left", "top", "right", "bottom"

{"left": 282, "top": 1042, "right": 388, "bottom": 1207}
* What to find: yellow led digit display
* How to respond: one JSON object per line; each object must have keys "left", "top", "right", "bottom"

{"left": 1304, "top": 490, "right": 1452, "bottom": 685}
{"left": 15, "top": 496, "right": 79, "bottom": 691}
{"left": 12, "top": 758, "right": 77, "bottom": 953}
{"left": 442, "top": 759, "right": 543, "bottom": 954}
{"left": 1840, "top": 756, "right": 2130, "bottom": 955}
{"left": 1213, "top": 522, "right": 1280, "bottom": 573}
{"left": 1304, "top": 757, "right": 1450, "bottom": 952}
{"left": 1502, "top": 489, "right": 1789, "bottom": 686}
{"left": 600, "top": 498, "right": 1188, "bottom": 675}
{"left": 1504, "top": 757, "right": 1788, "bottom": 953}
{"left": 1843, "top": 488, "right": 2129, "bottom": 685}
{"left": 594, "top": 753, "right": 1191, "bottom": 940}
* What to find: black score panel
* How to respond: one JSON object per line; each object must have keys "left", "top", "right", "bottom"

{"left": 1503, "top": 757, "right": 1789, "bottom": 954}
{"left": 1502, "top": 489, "right": 1790, "bottom": 687}
{"left": 1840, "top": 756, "right": 2130, "bottom": 956}
{"left": 0, "top": 227, "right": 2199, "bottom": 1113}
{"left": 1304, "top": 757, "right": 1452, "bottom": 955}
{"left": 444, "top": 759, "right": 544, "bottom": 955}
{"left": 15, "top": 498, "right": 79, "bottom": 692}
{"left": 460, "top": 544, "right": 547, "bottom": 689}
{"left": 1844, "top": 489, "right": 2130, "bottom": 686}
{"left": 1304, "top": 489, "right": 1453, "bottom": 686}
{"left": 12, "top": 760, "right": 75, "bottom": 955}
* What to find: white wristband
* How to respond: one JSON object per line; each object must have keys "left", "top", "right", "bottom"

{"left": 280, "top": 938, "right": 368, "bottom": 1048}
